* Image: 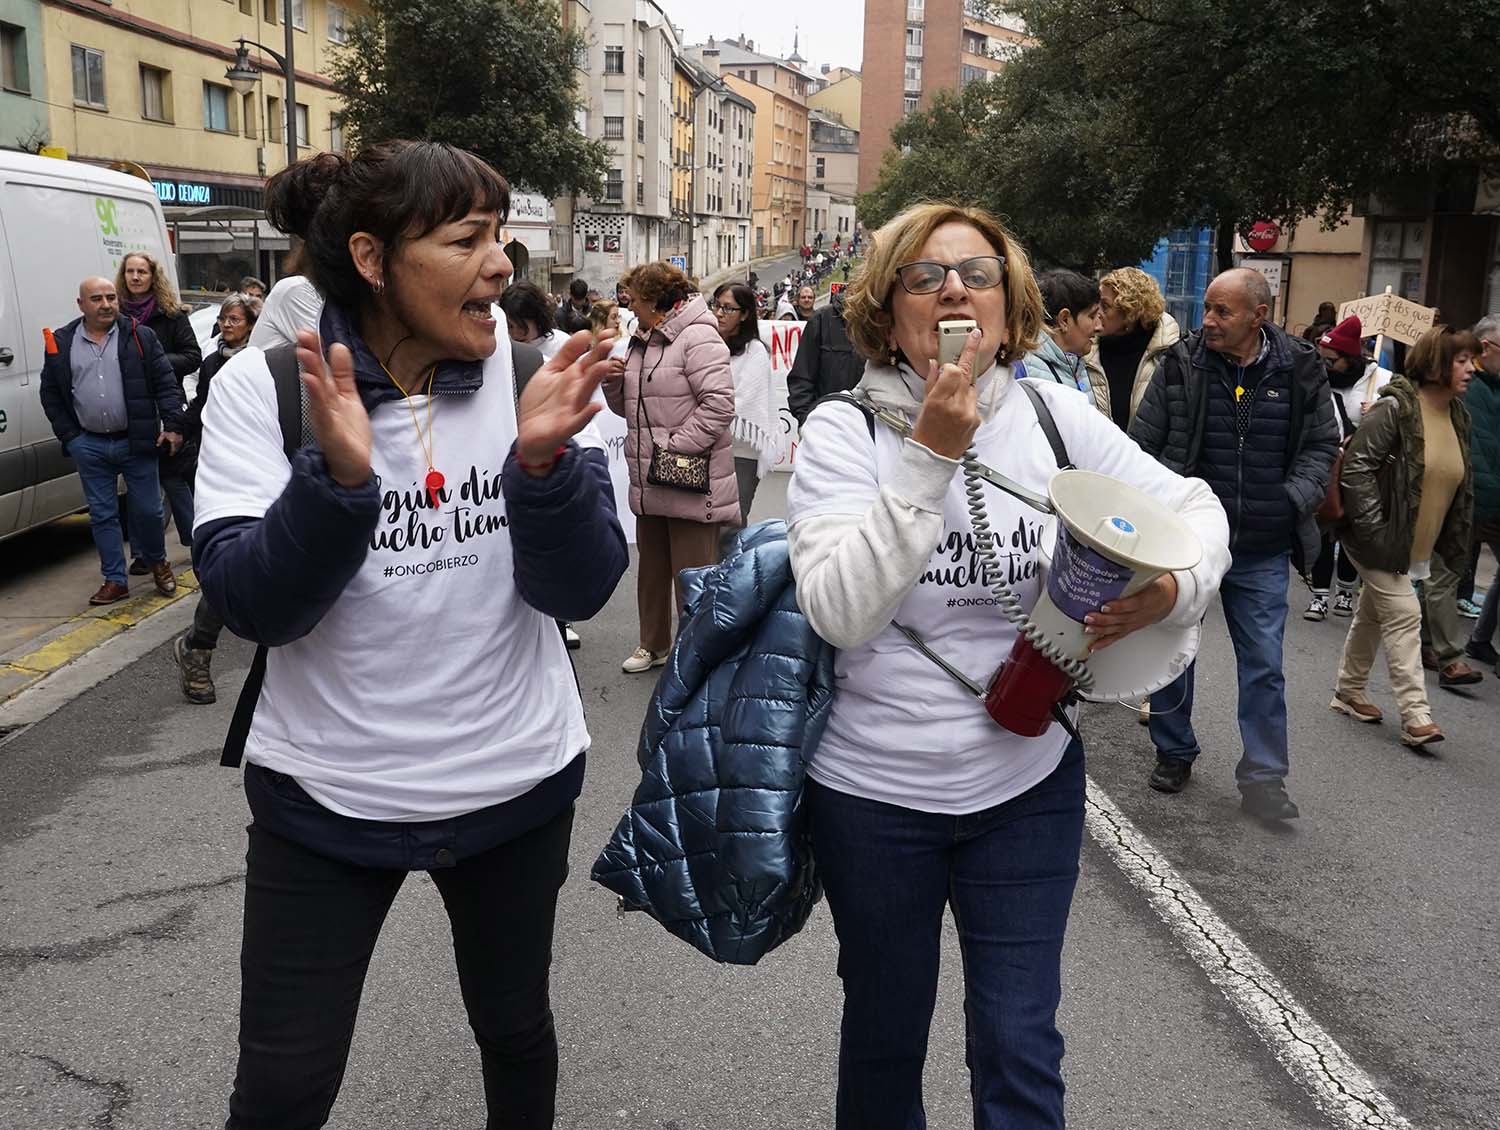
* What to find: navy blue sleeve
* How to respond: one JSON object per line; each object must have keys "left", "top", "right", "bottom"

{"left": 193, "top": 448, "right": 381, "bottom": 646}
{"left": 502, "top": 441, "right": 628, "bottom": 621}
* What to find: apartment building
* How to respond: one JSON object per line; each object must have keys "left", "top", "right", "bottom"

{"left": 573, "top": 0, "right": 677, "bottom": 291}
{"left": 679, "top": 45, "right": 753, "bottom": 279}
{"left": 662, "top": 55, "right": 694, "bottom": 267}
{"left": 0, "top": 0, "right": 361, "bottom": 286}
{"left": 808, "top": 109, "right": 857, "bottom": 242}
{"left": 712, "top": 36, "right": 809, "bottom": 256}
{"left": 858, "top": 0, "right": 1026, "bottom": 194}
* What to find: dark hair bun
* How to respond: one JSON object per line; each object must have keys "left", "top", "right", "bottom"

{"left": 265, "top": 152, "right": 348, "bottom": 241}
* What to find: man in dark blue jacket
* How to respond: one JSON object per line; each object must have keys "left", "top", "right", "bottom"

{"left": 1129, "top": 268, "right": 1339, "bottom": 821}
{"left": 38, "top": 276, "right": 184, "bottom": 605}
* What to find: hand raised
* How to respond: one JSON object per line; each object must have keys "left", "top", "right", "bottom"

{"left": 911, "top": 328, "right": 982, "bottom": 460}
{"left": 515, "top": 330, "right": 613, "bottom": 472}
{"left": 295, "top": 329, "right": 372, "bottom": 488}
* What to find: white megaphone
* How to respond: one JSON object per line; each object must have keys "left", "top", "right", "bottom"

{"left": 985, "top": 469, "right": 1203, "bottom": 737}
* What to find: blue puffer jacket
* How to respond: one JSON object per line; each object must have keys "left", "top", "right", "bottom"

{"left": 592, "top": 521, "right": 835, "bottom": 965}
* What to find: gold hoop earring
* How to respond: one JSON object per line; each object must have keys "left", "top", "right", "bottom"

{"left": 371, "top": 276, "right": 385, "bottom": 295}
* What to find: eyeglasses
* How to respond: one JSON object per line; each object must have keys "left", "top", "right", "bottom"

{"left": 711, "top": 303, "right": 744, "bottom": 315}
{"left": 895, "top": 256, "right": 1006, "bottom": 295}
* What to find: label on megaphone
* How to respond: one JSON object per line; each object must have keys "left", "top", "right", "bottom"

{"left": 1047, "top": 517, "right": 1138, "bottom": 625}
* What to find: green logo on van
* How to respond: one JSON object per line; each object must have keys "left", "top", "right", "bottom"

{"left": 96, "top": 197, "right": 119, "bottom": 237}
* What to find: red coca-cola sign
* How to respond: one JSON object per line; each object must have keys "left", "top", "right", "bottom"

{"left": 1246, "top": 221, "right": 1281, "bottom": 252}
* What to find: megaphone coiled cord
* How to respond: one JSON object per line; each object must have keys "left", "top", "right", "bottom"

{"left": 961, "top": 449, "right": 1095, "bottom": 693}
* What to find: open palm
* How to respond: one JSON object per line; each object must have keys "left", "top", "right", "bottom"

{"left": 295, "top": 329, "right": 372, "bottom": 487}
{"left": 516, "top": 330, "right": 614, "bottom": 464}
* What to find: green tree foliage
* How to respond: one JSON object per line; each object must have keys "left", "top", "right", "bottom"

{"left": 859, "top": 0, "right": 1500, "bottom": 271}
{"left": 331, "top": 0, "right": 610, "bottom": 198}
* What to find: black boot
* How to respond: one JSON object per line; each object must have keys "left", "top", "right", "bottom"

{"left": 1240, "top": 780, "right": 1300, "bottom": 821}
{"left": 1148, "top": 757, "right": 1192, "bottom": 793}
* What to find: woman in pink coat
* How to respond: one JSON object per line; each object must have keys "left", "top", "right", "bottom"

{"left": 604, "top": 261, "right": 737, "bottom": 672}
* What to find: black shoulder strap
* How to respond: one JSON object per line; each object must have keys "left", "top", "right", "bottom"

{"left": 815, "top": 391, "right": 876, "bottom": 439}
{"left": 222, "top": 343, "right": 307, "bottom": 769}
{"left": 1016, "top": 379, "right": 1073, "bottom": 469}
{"left": 511, "top": 340, "right": 544, "bottom": 407}
{"left": 264, "top": 343, "right": 305, "bottom": 460}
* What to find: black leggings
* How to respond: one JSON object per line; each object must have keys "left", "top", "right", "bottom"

{"left": 225, "top": 801, "right": 574, "bottom": 1129}
{"left": 1310, "top": 533, "right": 1359, "bottom": 591}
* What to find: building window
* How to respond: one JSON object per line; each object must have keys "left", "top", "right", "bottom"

{"left": 71, "top": 44, "right": 106, "bottom": 110}
{"left": 604, "top": 169, "right": 623, "bottom": 202}
{"left": 636, "top": 179, "right": 644, "bottom": 205}
{"left": 906, "top": 26, "right": 924, "bottom": 55}
{"left": 907, "top": 0, "right": 925, "bottom": 22}
{"left": 242, "top": 92, "right": 257, "bottom": 138}
{"left": 815, "top": 157, "right": 825, "bottom": 178}
{"left": 329, "top": 111, "right": 345, "bottom": 154}
{"left": 604, "top": 45, "right": 624, "bottom": 73}
{"left": 295, "top": 102, "right": 310, "bottom": 146}
{"left": 749, "top": 69, "right": 758, "bottom": 85}
{"left": 1, "top": 23, "right": 29, "bottom": 94}
{"left": 904, "top": 94, "right": 920, "bottom": 116}
{"left": 289, "top": 0, "right": 307, "bottom": 30}
{"left": 203, "top": 81, "right": 234, "bottom": 132}
{"left": 1368, "top": 220, "right": 1427, "bottom": 303}
{"left": 963, "top": 31, "right": 986, "bottom": 54}
{"left": 327, "top": 2, "right": 350, "bottom": 44}
{"left": 263, "top": 0, "right": 277, "bottom": 23}
{"left": 637, "top": 50, "right": 645, "bottom": 78}
{"left": 904, "top": 61, "right": 922, "bottom": 91}
{"left": 637, "top": 116, "right": 645, "bottom": 142}
{"left": 267, "top": 94, "right": 283, "bottom": 142}
{"left": 603, "top": 116, "right": 624, "bottom": 140}
{"left": 140, "top": 64, "right": 171, "bottom": 123}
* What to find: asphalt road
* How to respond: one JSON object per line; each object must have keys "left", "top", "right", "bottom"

{"left": 1, "top": 475, "right": 1496, "bottom": 1129}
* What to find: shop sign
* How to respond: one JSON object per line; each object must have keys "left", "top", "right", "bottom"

{"left": 1240, "top": 257, "right": 1282, "bottom": 296}
{"left": 1245, "top": 221, "right": 1280, "bottom": 252}
{"left": 153, "top": 180, "right": 214, "bottom": 205}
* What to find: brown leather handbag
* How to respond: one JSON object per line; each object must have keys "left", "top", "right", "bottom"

{"left": 635, "top": 371, "right": 711, "bottom": 494}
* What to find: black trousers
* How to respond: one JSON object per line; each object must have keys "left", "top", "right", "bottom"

{"left": 225, "top": 799, "right": 574, "bottom": 1129}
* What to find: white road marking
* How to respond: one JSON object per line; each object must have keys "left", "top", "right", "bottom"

{"left": 1084, "top": 776, "right": 1415, "bottom": 1130}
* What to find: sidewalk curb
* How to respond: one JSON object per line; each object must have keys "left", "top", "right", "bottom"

{"left": 0, "top": 567, "right": 199, "bottom": 706}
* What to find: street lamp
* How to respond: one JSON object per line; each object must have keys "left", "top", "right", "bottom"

{"left": 225, "top": 0, "right": 298, "bottom": 171}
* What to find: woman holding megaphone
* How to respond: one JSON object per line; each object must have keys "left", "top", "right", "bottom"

{"left": 786, "top": 202, "right": 1232, "bottom": 1130}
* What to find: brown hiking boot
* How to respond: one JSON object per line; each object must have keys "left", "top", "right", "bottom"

{"left": 149, "top": 561, "right": 177, "bottom": 596}
{"left": 173, "top": 633, "right": 216, "bottom": 705}
{"left": 1330, "top": 693, "right": 1383, "bottom": 724}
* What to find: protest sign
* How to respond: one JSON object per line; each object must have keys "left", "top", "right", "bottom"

{"left": 1338, "top": 289, "right": 1436, "bottom": 346}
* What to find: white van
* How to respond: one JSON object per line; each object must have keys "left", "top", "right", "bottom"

{"left": 0, "top": 152, "right": 177, "bottom": 542}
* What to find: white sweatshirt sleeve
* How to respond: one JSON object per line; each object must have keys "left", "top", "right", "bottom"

{"left": 786, "top": 402, "right": 959, "bottom": 650}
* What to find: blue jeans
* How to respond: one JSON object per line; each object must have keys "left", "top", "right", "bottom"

{"left": 161, "top": 468, "right": 195, "bottom": 549}
{"left": 1149, "top": 549, "right": 1290, "bottom": 785}
{"left": 807, "top": 739, "right": 1085, "bottom": 1130}
{"left": 69, "top": 432, "right": 165, "bottom": 585}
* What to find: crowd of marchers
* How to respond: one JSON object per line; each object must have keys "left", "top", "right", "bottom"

{"left": 29, "top": 134, "right": 1498, "bottom": 1130}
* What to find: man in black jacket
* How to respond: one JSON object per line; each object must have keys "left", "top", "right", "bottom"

{"left": 39, "top": 277, "right": 184, "bottom": 605}
{"left": 1129, "top": 268, "right": 1338, "bottom": 821}
{"left": 786, "top": 289, "right": 866, "bottom": 425}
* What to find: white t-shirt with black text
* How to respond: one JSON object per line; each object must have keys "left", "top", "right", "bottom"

{"left": 194, "top": 338, "right": 601, "bottom": 821}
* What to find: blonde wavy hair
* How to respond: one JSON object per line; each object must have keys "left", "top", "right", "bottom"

{"left": 1099, "top": 266, "right": 1165, "bottom": 331}
{"left": 842, "top": 201, "right": 1042, "bottom": 365}
{"left": 115, "top": 252, "right": 185, "bottom": 317}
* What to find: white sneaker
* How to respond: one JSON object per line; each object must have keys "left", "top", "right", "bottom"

{"left": 621, "top": 647, "right": 667, "bottom": 673}
{"left": 1304, "top": 594, "right": 1329, "bottom": 621}
{"left": 1333, "top": 589, "right": 1356, "bottom": 617}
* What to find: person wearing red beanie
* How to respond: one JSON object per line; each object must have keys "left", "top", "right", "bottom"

{"left": 1302, "top": 315, "right": 1393, "bottom": 621}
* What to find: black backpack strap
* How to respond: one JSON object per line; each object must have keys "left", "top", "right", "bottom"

{"left": 1016, "top": 379, "right": 1073, "bottom": 469}
{"left": 221, "top": 344, "right": 306, "bottom": 769}
{"left": 814, "top": 391, "right": 876, "bottom": 440}
{"left": 263, "top": 343, "right": 307, "bottom": 459}
{"left": 511, "top": 341, "right": 544, "bottom": 409}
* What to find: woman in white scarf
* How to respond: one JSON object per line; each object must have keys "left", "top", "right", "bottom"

{"left": 711, "top": 281, "right": 785, "bottom": 536}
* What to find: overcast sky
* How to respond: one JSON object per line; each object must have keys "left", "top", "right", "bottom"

{"left": 663, "top": 1, "right": 865, "bottom": 77}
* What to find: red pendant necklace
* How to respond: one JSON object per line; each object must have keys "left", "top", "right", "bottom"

{"left": 380, "top": 361, "right": 442, "bottom": 506}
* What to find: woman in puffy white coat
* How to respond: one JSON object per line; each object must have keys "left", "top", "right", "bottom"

{"left": 786, "top": 202, "right": 1231, "bottom": 1130}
